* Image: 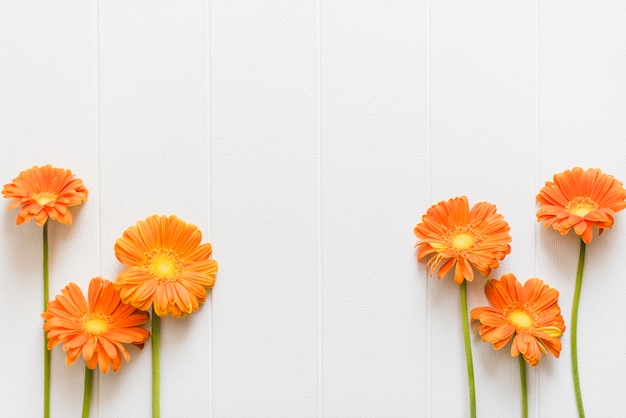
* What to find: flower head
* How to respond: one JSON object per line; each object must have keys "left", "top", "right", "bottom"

{"left": 414, "top": 196, "right": 512, "bottom": 284}
{"left": 42, "top": 277, "right": 150, "bottom": 373}
{"left": 2, "top": 164, "right": 88, "bottom": 226}
{"left": 114, "top": 214, "right": 218, "bottom": 317}
{"left": 536, "top": 167, "right": 626, "bottom": 243}
{"left": 471, "top": 273, "right": 565, "bottom": 366}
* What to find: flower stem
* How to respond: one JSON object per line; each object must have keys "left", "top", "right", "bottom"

{"left": 152, "top": 312, "right": 161, "bottom": 418}
{"left": 82, "top": 367, "right": 93, "bottom": 418}
{"left": 43, "top": 222, "right": 50, "bottom": 418}
{"left": 572, "top": 239, "right": 586, "bottom": 418}
{"left": 519, "top": 355, "right": 528, "bottom": 418}
{"left": 460, "top": 281, "right": 476, "bottom": 418}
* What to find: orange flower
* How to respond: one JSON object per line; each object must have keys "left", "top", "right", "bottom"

{"left": 536, "top": 167, "right": 626, "bottom": 244}
{"left": 471, "top": 273, "right": 565, "bottom": 366}
{"left": 114, "top": 214, "right": 218, "bottom": 317}
{"left": 42, "top": 277, "right": 150, "bottom": 373}
{"left": 414, "top": 196, "right": 511, "bottom": 284}
{"left": 2, "top": 164, "right": 88, "bottom": 226}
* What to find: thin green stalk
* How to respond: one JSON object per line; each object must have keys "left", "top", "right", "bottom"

{"left": 519, "top": 355, "right": 528, "bottom": 418}
{"left": 572, "top": 239, "right": 586, "bottom": 418}
{"left": 82, "top": 367, "right": 93, "bottom": 418}
{"left": 152, "top": 312, "right": 161, "bottom": 418}
{"left": 460, "top": 281, "right": 476, "bottom": 418}
{"left": 43, "top": 222, "right": 50, "bottom": 418}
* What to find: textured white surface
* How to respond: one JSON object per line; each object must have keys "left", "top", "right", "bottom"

{"left": 1, "top": 1, "right": 626, "bottom": 417}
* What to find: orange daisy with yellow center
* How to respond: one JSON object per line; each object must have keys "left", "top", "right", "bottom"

{"left": 2, "top": 164, "right": 88, "bottom": 226}
{"left": 471, "top": 273, "right": 565, "bottom": 366}
{"left": 414, "top": 196, "right": 512, "bottom": 284}
{"left": 536, "top": 167, "right": 626, "bottom": 243}
{"left": 42, "top": 277, "right": 150, "bottom": 373}
{"left": 114, "top": 214, "right": 218, "bottom": 317}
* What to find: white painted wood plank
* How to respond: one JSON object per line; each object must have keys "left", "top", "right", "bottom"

{"left": 538, "top": 2, "right": 626, "bottom": 416}
{"left": 0, "top": 2, "right": 99, "bottom": 417}
{"left": 210, "top": 1, "right": 319, "bottom": 416}
{"left": 99, "top": 1, "right": 210, "bottom": 416}
{"left": 428, "top": 1, "right": 536, "bottom": 416}
{"left": 320, "top": 1, "right": 428, "bottom": 415}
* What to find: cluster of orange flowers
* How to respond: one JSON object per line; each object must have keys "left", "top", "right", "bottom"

{"left": 414, "top": 167, "right": 626, "bottom": 365}
{"left": 3, "top": 165, "right": 218, "bottom": 373}
{"left": 5, "top": 164, "right": 625, "bottom": 382}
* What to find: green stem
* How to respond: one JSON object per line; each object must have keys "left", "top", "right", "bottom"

{"left": 82, "top": 367, "right": 93, "bottom": 418}
{"left": 519, "top": 355, "right": 528, "bottom": 418}
{"left": 152, "top": 312, "right": 161, "bottom": 418}
{"left": 460, "top": 281, "right": 476, "bottom": 418}
{"left": 43, "top": 222, "right": 50, "bottom": 418}
{"left": 572, "top": 239, "right": 586, "bottom": 418}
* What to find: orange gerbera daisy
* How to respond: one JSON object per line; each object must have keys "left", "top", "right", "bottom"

{"left": 414, "top": 196, "right": 512, "bottom": 284}
{"left": 471, "top": 273, "right": 565, "bottom": 366}
{"left": 42, "top": 277, "right": 150, "bottom": 373}
{"left": 114, "top": 214, "right": 218, "bottom": 317}
{"left": 536, "top": 167, "right": 626, "bottom": 243}
{"left": 2, "top": 164, "right": 88, "bottom": 226}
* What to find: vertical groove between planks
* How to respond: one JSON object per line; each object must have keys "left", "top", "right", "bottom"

{"left": 95, "top": 0, "right": 102, "bottom": 416}
{"left": 317, "top": 0, "right": 324, "bottom": 416}
{"left": 426, "top": 0, "right": 432, "bottom": 416}
{"left": 533, "top": 0, "right": 541, "bottom": 416}
{"left": 207, "top": 0, "right": 214, "bottom": 416}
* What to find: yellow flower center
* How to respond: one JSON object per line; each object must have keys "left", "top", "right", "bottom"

{"left": 451, "top": 233, "right": 474, "bottom": 250}
{"left": 565, "top": 196, "right": 598, "bottom": 217}
{"left": 33, "top": 192, "right": 58, "bottom": 206}
{"left": 508, "top": 310, "right": 534, "bottom": 330}
{"left": 82, "top": 314, "right": 111, "bottom": 336}
{"left": 444, "top": 226, "right": 482, "bottom": 254}
{"left": 147, "top": 250, "right": 182, "bottom": 281}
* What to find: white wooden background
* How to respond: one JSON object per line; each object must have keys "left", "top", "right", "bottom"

{"left": 1, "top": 1, "right": 626, "bottom": 417}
